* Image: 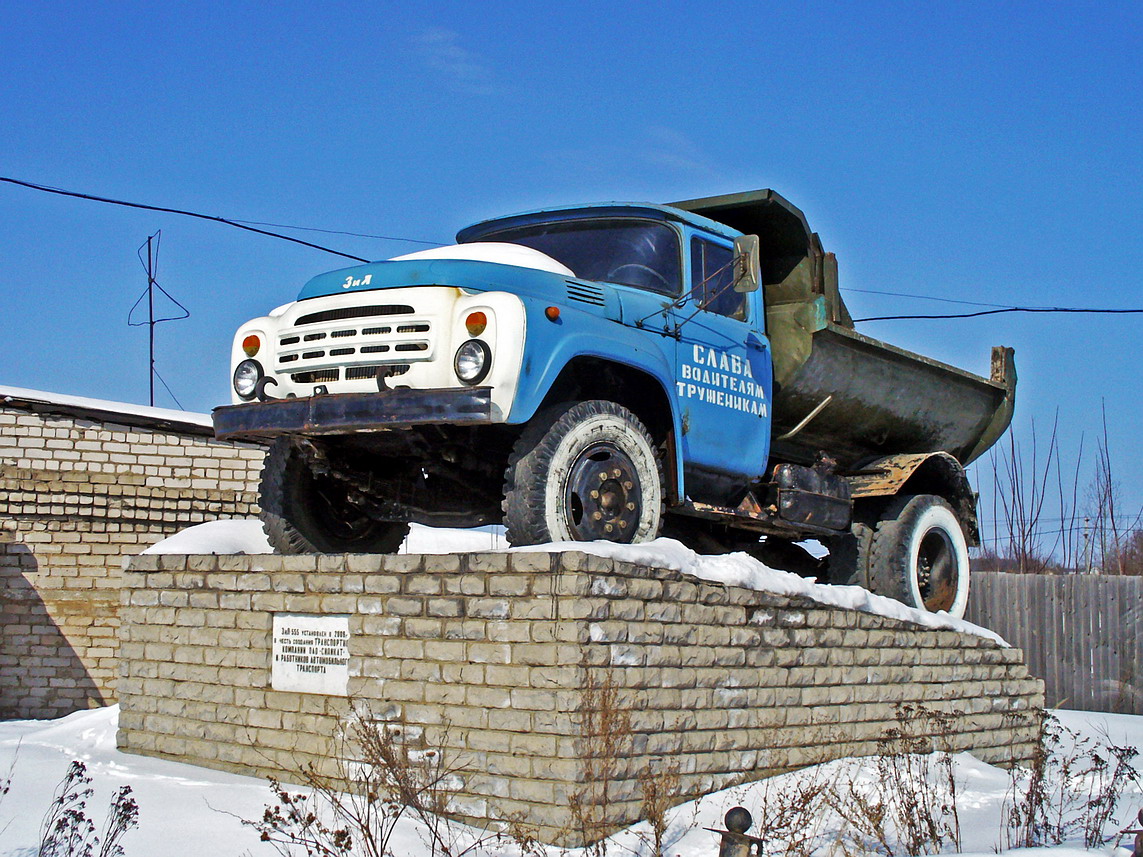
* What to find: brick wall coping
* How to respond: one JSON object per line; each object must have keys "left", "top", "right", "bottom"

{"left": 0, "top": 384, "right": 215, "bottom": 436}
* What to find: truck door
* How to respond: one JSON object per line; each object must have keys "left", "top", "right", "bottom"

{"left": 673, "top": 235, "right": 773, "bottom": 505}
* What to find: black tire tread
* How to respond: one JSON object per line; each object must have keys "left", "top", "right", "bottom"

{"left": 865, "top": 493, "right": 968, "bottom": 613}
{"left": 828, "top": 519, "right": 874, "bottom": 587}
{"left": 502, "top": 400, "right": 663, "bottom": 546}
{"left": 866, "top": 493, "right": 919, "bottom": 604}
{"left": 258, "top": 438, "right": 409, "bottom": 555}
{"left": 259, "top": 439, "right": 318, "bottom": 554}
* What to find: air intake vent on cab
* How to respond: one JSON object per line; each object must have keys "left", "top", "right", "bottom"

{"left": 566, "top": 281, "right": 605, "bottom": 306}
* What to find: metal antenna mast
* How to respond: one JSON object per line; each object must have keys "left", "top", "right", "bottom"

{"left": 128, "top": 230, "right": 190, "bottom": 407}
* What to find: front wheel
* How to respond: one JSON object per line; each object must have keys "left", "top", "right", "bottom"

{"left": 867, "top": 494, "right": 970, "bottom": 618}
{"left": 259, "top": 439, "right": 409, "bottom": 554}
{"left": 502, "top": 400, "right": 663, "bottom": 545}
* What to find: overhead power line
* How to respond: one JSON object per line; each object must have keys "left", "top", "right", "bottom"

{"left": 854, "top": 306, "right": 1143, "bottom": 322}
{"left": 8, "top": 174, "right": 1141, "bottom": 321}
{"left": 844, "top": 285, "right": 1143, "bottom": 322}
{"left": 230, "top": 218, "right": 439, "bottom": 246}
{"left": 844, "top": 287, "right": 1018, "bottom": 310}
{"left": 0, "top": 175, "right": 425, "bottom": 263}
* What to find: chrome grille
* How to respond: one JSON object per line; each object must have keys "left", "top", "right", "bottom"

{"left": 295, "top": 305, "right": 414, "bottom": 325}
{"left": 291, "top": 369, "right": 339, "bottom": 384}
{"left": 274, "top": 301, "right": 434, "bottom": 382}
{"left": 345, "top": 364, "right": 411, "bottom": 381}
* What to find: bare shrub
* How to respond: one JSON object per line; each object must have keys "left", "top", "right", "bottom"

{"left": 568, "top": 668, "right": 633, "bottom": 856}
{"left": 1087, "top": 405, "right": 1143, "bottom": 575}
{"left": 1002, "top": 712, "right": 1084, "bottom": 849}
{"left": 828, "top": 704, "right": 961, "bottom": 857}
{"left": 1078, "top": 732, "right": 1141, "bottom": 847}
{"left": 636, "top": 760, "right": 681, "bottom": 857}
{"left": 38, "top": 760, "right": 139, "bottom": 857}
{"left": 829, "top": 767, "right": 897, "bottom": 857}
{"left": 749, "top": 768, "right": 831, "bottom": 857}
{"left": 246, "top": 708, "right": 525, "bottom": 857}
{"left": 988, "top": 416, "right": 1062, "bottom": 574}
{"left": 1002, "top": 711, "right": 1141, "bottom": 849}
{"left": 983, "top": 407, "right": 1143, "bottom": 574}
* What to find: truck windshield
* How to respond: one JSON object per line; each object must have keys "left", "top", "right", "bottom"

{"left": 474, "top": 218, "right": 681, "bottom": 295}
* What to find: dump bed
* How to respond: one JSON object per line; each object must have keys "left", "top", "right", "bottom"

{"left": 672, "top": 190, "right": 1016, "bottom": 470}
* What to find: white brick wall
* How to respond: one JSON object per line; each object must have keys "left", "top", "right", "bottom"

{"left": 1, "top": 401, "right": 265, "bottom": 719}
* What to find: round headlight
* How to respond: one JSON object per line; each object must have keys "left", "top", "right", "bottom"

{"left": 233, "top": 359, "right": 263, "bottom": 399}
{"left": 454, "top": 340, "right": 491, "bottom": 385}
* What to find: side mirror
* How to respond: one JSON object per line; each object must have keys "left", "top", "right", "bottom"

{"left": 733, "top": 234, "right": 761, "bottom": 293}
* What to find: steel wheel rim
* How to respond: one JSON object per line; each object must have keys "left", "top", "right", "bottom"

{"left": 918, "top": 527, "right": 957, "bottom": 611}
{"left": 564, "top": 441, "right": 641, "bottom": 542}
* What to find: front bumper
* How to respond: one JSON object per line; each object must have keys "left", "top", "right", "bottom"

{"left": 213, "top": 387, "right": 493, "bottom": 441}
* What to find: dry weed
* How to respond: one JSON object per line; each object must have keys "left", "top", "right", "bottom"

{"left": 827, "top": 704, "right": 961, "bottom": 857}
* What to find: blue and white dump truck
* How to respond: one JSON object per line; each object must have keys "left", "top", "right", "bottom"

{"left": 213, "top": 190, "right": 1015, "bottom": 618}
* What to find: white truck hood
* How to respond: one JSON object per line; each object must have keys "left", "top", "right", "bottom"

{"left": 389, "top": 242, "right": 575, "bottom": 277}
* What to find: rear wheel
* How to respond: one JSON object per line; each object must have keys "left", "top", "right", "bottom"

{"left": 867, "top": 494, "right": 970, "bottom": 617}
{"left": 503, "top": 400, "right": 663, "bottom": 545}
{"left": 259, "top": 439, "right": 409, "bottom": 554}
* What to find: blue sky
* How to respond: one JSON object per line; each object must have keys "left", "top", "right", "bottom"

{"left": 3, "top": 1, "right": 1141, "bottom": 541}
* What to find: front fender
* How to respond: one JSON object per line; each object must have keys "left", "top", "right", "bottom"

{"left": 508, "top": 300, "right": 686, "bottom": 499}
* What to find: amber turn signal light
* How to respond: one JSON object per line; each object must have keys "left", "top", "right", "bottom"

{"left": 242, "top": 335, "right": 260, "bottom": 357}
{"left": 465, "top": 311, "right": 488, "bottom": 336}
{"left": 545, "top": 306, "right": 561, "bottom": 321}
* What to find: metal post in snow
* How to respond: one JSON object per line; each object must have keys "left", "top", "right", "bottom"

{"left": 707, "top": 806, "right": 757, "bottom": 857}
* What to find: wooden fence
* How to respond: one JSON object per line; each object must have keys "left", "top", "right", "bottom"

{"left": 966, "top": 572, "right": 1143, "bottom": 715}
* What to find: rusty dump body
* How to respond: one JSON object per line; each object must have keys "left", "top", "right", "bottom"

{"left": 673, "top": 190, "right": 1016, "bottom": 474}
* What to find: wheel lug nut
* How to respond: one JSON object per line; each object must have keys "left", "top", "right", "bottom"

{"left": 604, "top": 523, "right": 614, "bottom": 533}
{"left": 592, "top": 511, "right": 603, "bottom": 520}
{"left": 598, "top": 472, "right": 607, "bottom": 481}
{"left": 626, "top": 502, "right": 636, "bottom": 511}
{"left": 611, "top": 469, "right": 622, "bottom": 478}
{"left": 623, "top": 481, "right": 633, "bottom": 490}
{"left": 590, "top": 490, "right": 599, "bottom": 499}
{"left": 618, "top": 520, "right": 628, "bottom": 529}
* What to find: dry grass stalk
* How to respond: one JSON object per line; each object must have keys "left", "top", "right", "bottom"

{"left": 827, "top": 703, "right": 962, "bottom": 857}
{"left": 38, "top": 760, "right": 139, "bottom": 857}
{"left": 750, "top": 768, "right": 831, "bottom": 857}
{"left": 246, "top": 705, "right": 529, "bottom": 857}
{"left": 567, "top": 668, "right": 634, "bottom": 856}
{"left": 1002, "top": 710, "right": 1142, "bottom": 849}
{"left": 636, "top": 760, "right": 681, "bottom": 857}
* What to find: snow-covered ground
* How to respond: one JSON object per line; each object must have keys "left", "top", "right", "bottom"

{"left": 0, "top": 705, "right": 1139, "bottom": 857}
{"left": 4, "top": 521, "right": 1137, "bottom": 856}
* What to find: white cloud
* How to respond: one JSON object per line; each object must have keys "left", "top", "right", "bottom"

{"left": 642, "top": 125, "right": 718, "bottom": 176}
{"left": 412, "top": 28, "right": 497, "bottom": 96}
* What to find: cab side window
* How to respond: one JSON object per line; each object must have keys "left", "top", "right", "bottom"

{"left": 690, "top": 237, "right": 747, "bottom": 321}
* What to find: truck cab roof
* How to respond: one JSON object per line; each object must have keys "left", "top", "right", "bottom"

{"left": 458, "top": 189, "right": 820, "bottom": 294}
{"left": 457, "top": 201, "right": 743, "bottom": 244}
